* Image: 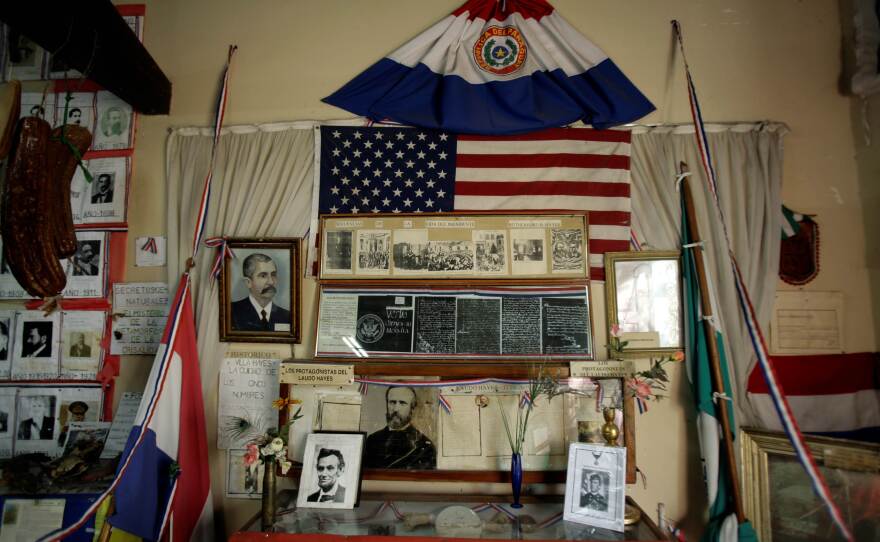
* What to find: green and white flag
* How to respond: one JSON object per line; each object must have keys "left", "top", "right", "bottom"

{"left": 681, "top": 194, "right": 758, "bottom": 542}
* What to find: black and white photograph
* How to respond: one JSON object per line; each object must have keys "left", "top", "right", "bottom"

{"left": 226, "top": 448, "right": 263, "bottom": 499}
{"left": 551, "top": 229, "right": 585, "bottom": 273}
{"left": 0, "top": 389, "right": 16, "bottom": 458}
{"left": 473, "top": 230, "right": 506, "bottom": 274}
{"left": 19, "top": 92, "right": 54, "bottom": 124}
{"left": 15, "top": 393, "right": 57, "bottom": 442}
{"left": 607, "top": 251, "right": 683, "bottom": 355}
{"left": 564, "top": 443, "right": 626, "bottom": 532}
{"left": 355, "top": 230, "right": 391, "bottom": 274}
{"left": 6, "top": 34, "right": 45, "bottom": 80}
{"left": 219, "top": 238, "right": 302, "bottom": 343}
{"left": 296, "top": 432, "right": 365, "bottom": 509}
{"left": 71, "top": 240, "right": 101, "bottom": 277}
{"left": 54, "top": 387, "right": 102, "bottom": 453}
{"left": 511, "top": 229, "right": 546, "bottom": 275}
{"left": 360, "top": 384, "right": 437, "bottom": 470}
{"left": 60, "top": 311, "right": 105, "bottom": 380}
{"left": 93, "top": 91, "right": 133, "bottom": 150}
{"left": 71, "top": 157, "right": 130, "bottom": 226}
{"left": 91, "top": 173, "right": 115, "bottom": 204}
{"left": 62, "top": 231, "right": 109, "bottom": 299}
{"left": 53, "top": 92, "right": 95, "bottom": 133}
{"left": 0, "top": 311, "right": 15, "bottom": 377}
{"left": 391, "top": 229, "right": 430, "bottom": 273}
{"left": 60, "top": 422, "right": 111, "bottom": 459}
{"left": 12, "top": 310, "right": 60, "bottom": 380}
{"left": 322, "top": 230, "right": 352, "bottom": 273}
{"left": 21, "top": 321, "right": 53, "bottom": 358}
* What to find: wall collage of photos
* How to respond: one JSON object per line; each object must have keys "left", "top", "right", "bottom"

{"left": 263, "top": 210, "right": 637, "bottom": 492}
{"left": 0, "top": 6, "right": 143, "bottom": 461}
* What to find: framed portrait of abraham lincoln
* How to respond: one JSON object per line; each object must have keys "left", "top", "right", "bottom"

{"left": 218, "top": 238, "right": 302, "bottom": 343}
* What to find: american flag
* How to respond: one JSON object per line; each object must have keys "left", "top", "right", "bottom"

{"left": 318, "top": 125, "right": 632, "bottom": 280}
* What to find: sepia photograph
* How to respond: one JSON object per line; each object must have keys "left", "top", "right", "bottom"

{"left": 360, "top": 384, "right": 437, "bottom": 470}
{"left": 93, "top": 91, "right": 133, "bottom": 150}
{"left": 323, "top": 230, "right": 352, "bottom": 273}
{"left": 511, "top": 229, "right": 546, "bottom": 275}
{"left": 296, "top": 432, "right": 365, "bottom": 509}
{"left": 219, "top": 238, "right": 302, "bottom": 343}
{"left": 564, "top": 443, "right": 626, "bottom": 531}
{"left": 355, "top": 230, "right": 391, "bottom": 274}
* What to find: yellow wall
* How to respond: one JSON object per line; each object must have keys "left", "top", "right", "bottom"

{"left": 108, "top": 0, "right": 878, "bottom": 537}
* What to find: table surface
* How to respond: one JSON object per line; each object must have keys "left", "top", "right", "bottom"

{"left": 235, "top": 495, "right": 667, "bottom": 541}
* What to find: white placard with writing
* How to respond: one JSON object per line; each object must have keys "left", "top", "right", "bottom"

{"left": 217, "top": 349, "right": 283, "bottom": 449}
{"left": 280, "top": 363, "right": 354, "bottom": 386}
{"left": 111, "top": 282, "right": 170, "bottom": 355}
{"left": 771, "top": 291, "right": 844, "bottom": 355}
{"left": 100, "top": 392, "right": 142, "bottom": 459}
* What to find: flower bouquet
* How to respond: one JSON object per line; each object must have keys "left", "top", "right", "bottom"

{"left": 607, "top": 324, "right": 685, "bottom": 410}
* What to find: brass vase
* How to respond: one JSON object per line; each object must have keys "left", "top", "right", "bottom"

{"left": 601, "top": 407, "right": 619, "bottom": 446}
{"left": 261, "top": 460, "right": 277, "bottom": 531}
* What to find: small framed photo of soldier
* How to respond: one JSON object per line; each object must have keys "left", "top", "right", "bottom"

{"left": 296, "top": 432, "right": 365, "bottom": 510}
{"left": 564, "top": 442, "right": 626, "bottom": 532}
{"left": 359, "top": 384, "right": 437, "bottom": 470}
{"left": 218, "top": 238, "right": 302, "bottom": 343}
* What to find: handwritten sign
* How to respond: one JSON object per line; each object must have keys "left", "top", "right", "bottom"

{"left": 218, "top": 350, "right": 283, "bottom": 449}
{"left": 280, "top": 363, "right": 354, "bottom": 386}
{"left": 570, "top": 360, "right": 634, "bottom": 378}
{"left": 111, "top": 282, "right": 170, "bottom": 355}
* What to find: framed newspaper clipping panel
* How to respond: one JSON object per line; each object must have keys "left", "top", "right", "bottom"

{"left": 318, "top": 211, "right": 589, "bottom": 282}
{"left": 313, "top": 283, "right": 593, "bottom": 361}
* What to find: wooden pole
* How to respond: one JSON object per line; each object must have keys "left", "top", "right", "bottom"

{"left": 97, "top": 495, "right": 114, "bottom": 542}
{"left": 680, "top": 162, "right": 746, "bottom": 523}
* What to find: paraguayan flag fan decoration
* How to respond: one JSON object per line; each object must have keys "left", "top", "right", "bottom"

{"left": 323, "top": 0, "right": 655, "bottom": 135}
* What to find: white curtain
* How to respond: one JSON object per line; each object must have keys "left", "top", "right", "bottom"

{"left": 629, "top": 122, "right": 788, "bottom": 426}
{"left": 165, "top": 122, "right": 315, "bottom": 528}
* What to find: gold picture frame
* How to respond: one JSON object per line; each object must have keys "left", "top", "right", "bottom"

{"left": 741, "top": 428, "right": 880, "bottom": 541}
{"left": 318, "top": 211, "right": 589, "bottom": 282}
{"left": 218, "top": 237, "right": 302, "bottom": 343}
{"left": 604, "top": 251, "right": 682, "bottom": 359}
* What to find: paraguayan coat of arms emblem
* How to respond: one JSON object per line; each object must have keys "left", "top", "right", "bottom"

{"left": 473, "top": 26, "right": 528, "bottom": 76}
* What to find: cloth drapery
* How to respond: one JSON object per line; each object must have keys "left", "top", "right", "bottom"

{"left": 629, "top": 122, "right": 787, "bottom": 426}
{"left": 164, "top": 121, "right": 785, "bottom": 519}
{"left": 166, "top": 123, "right": 315, "bottom": 526}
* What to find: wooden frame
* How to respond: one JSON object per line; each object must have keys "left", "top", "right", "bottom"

{"left": 279, "top": 363, "right": 637, "bottom": 485}
{"left": 318, "top": 211, "right": 590, "bottom": 282}
{"left": 741, "top": 428, "right": 880, "bottom": 541}
{"left": 604, "top": 250, "right": 683, "bottom": 359}
{"left": 313, "top": 282, "right": 594, "bottom": 361}
{"left": 218, "top": 237, "right": 302, "bottom": 344}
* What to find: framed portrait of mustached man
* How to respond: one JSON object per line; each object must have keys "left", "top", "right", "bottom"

{"left": 218, "top": 238, "right": 302, "bottom": 344}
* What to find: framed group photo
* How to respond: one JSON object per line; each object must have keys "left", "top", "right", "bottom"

{"left": 296, "top": 432, "right": 364, "bottom": 509}
{"left": 218, "top": 238, "right": 302, "bottom": 344}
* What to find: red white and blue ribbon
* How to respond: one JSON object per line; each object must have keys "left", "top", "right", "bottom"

{"left": 191, "top": 45, "right": 237, "bottom": 261}
{"left": 671, "top": 20, "right": 852, "bottom": 541}
{"left": 635, "top": 395, "right": 648, "bottom": 414}
{"left": 519, "top": 390, "right": 533, "bottom": 409}
{"left": 438, "top": 394, "right": 453, "bottom": 414}
{"left": 140, "top": 237, "right": 158, "bottom": 254}
{"left": 204, "top": 236, "right": 234, "bottom": 282}
{"left": 630, "top": 230, "right": 643, "bottom": 251}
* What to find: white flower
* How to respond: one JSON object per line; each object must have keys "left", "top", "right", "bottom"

{"left": 260, "top": 445, "right": 274, "bottom": 457}
{"left": 269, "top": 437, "right": 284, "bottom": 452}
{"left": 279, "top": 459, "right": 292, "bottom": 475}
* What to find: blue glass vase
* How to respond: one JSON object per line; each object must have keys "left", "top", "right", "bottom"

{"left": 510, "top": 452, "right": 523, "bottom": 508}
